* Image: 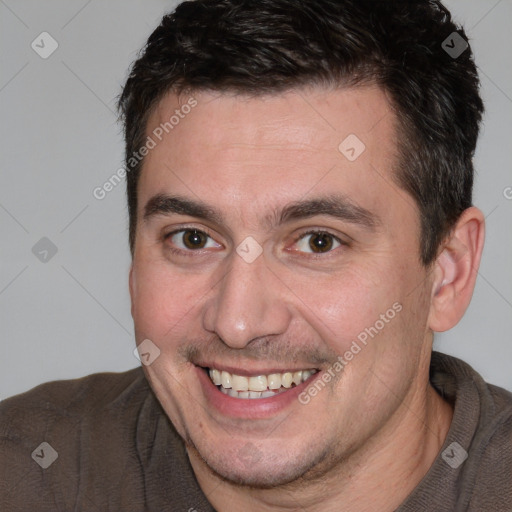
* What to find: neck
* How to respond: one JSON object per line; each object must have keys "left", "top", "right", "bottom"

{"left": 188, "top": 382, "right": 453, "bottom": 512}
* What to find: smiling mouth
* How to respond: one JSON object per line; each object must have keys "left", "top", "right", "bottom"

{"left": 206, "top": 367, "right": 318, "bottom": 399}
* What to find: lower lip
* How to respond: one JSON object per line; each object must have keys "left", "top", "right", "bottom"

{"left": 196, "top": 366, "right": 320, "bottom": 419}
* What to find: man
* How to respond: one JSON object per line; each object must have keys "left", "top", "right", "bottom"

{"left": 1, "top": 0, "right": 511, "bottom": 510}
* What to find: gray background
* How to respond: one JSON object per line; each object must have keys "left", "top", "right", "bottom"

{"left": 0, "top": 0, "right": 511, "bottom": 401}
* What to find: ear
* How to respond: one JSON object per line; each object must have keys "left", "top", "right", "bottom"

{"left": 428, "top": 207, "right": 485, "bottom": 332}
{"left": 129, "top": 264, "right": 136, "bottom": 318}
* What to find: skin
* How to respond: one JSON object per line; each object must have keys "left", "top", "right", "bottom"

{"left": 129, "top": 86, "right": 485, "bottom": 511}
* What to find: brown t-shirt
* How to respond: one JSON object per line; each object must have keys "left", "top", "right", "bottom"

{"left": 1, "top": 352, "right": 511, "bottom": 511}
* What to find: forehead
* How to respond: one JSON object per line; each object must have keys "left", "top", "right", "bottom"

{"left": 148, "top": 86, "right": 394, "bottom": 153}
{"left": 140, "top": 86, "right": 414, "bottom": 231}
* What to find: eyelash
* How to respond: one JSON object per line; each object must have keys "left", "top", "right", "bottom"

{"left": 163, "top": 227, "right": 347, "bottom": 256}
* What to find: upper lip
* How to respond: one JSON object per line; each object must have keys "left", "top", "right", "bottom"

{"left": 195, "top": 362, "right": 319, "bottom": 377}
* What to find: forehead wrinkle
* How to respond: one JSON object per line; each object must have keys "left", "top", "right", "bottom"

{"left": 214, "top": 142, "right": 327, "bottom": 151}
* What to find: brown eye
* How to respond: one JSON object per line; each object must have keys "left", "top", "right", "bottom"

{"left": 309, "top": 233, "right": 334, "bottom": 253}
{"left": 168, "top": 229, "right": 221, "bottom": 251}
{"left": 182, "top": 229, "right": 207, "bottom": 249}
{"left": 295, "top": 232, "right": 341, "bottom": 254}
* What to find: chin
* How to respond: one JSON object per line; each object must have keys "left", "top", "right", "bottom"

{"left": 209, "top": 460, "right": 310, "bottom": 489}
{"left": 191, "top": 438, "right": 329, "bottom": 489}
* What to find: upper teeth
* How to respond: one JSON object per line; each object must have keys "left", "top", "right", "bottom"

{"left": 208, "top": 368, "right": 316, "bottom": 392}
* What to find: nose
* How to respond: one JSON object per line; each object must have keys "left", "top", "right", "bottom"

{"left": 202, "top": 250, "right": 292, "bottom": 349}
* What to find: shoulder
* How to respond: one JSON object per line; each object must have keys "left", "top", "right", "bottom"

{"left": 0, "top": 368, "right": 154, "bottom": 511}
{"left": 432, "top": 351, "right": 512, "bottom": 450}
{"left": 0, "top": 368, "right": 148, "bottom": 435}
{"left": 432, "top": 352, "right": 512, "bottom": 509}
{"left": 485, "top": 381, "right": 512, "bottom": 417}
{"left": 468, "top": 381, "right": 512, "bottom": 509}
{"left": 479, "top": 380, "right": 512, "bottom": 460}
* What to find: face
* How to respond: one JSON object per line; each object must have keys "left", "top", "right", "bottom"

{"left": 130, "top": 86, "right": 435, "bottom": 487}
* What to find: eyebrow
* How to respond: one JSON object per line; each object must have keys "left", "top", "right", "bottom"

{"left": 144, "top": 194, "right": 224, "bottom": 225}
{"left": 143, "top": 193, "right": 379, "bottom": 231}
{"left": 274, "top": 196, "right": 379, "bottom": 231}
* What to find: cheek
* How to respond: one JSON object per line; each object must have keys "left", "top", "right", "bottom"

{"left": 131, "top": 260, "right": 203, "bottom": 339}
{"left": 289, "top": 265, "right": 399, "bottom": 347}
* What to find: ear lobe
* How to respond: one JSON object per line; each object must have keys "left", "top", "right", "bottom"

{"left": 428, "top": 207, "right": 485, "bottom": 332}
